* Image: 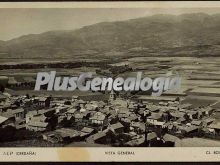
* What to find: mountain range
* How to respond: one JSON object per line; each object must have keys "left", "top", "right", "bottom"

{"left": 1, "top": 13, "right": 220, "bottom": 58}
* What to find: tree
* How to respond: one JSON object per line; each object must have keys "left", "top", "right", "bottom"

{"left": 26, "top": 94, "right": 30, "bottom": 99}
{"left": 0, "top": 85, "right": 5, "bottom": 93}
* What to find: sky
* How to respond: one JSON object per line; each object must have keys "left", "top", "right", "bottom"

{"left": 0, "top": 8, "right": 220, "bottom": 41}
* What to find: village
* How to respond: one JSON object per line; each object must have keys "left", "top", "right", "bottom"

{"left": 1, "top": 55, "right": 220, "bottom": 147}
{"left": 0, "top": 81, "right": 220, "bottom": 147}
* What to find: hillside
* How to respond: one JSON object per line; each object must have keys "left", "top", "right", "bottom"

{"left": 1, "top": 13, "right": 220, "bottom": 58}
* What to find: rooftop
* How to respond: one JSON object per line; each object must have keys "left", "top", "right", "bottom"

{"left": 163, "top": 134, "right": 180, "bottom": 142}
{"left": 147, "top": 132, "right": 157, "bottom": 141}
{"left": 209, "top": 123, "right": 220, "bottom": 129}
{"left": 0, "top": 116, "right": 8, "bottom": 124}
{"left": 28, "top": 121, "right": 49, "bottom": 128}
{"left": 81, "top": 127, "right": 94, "bottom": 133}
{"left": 90, "top": 112, "right": 106, "bottom": 121}
{"left": 91, "top": 132, "right": 106, "bottom": 141}
{"left": 110, "top": 122, "right": 124, "bottom": 130}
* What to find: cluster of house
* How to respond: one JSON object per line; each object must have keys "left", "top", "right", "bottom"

{"left": 145, "top": 100, "right": 220, "bottom": 144}
{"left": 1, "top": 90, "right": 220, "bottom": 147}
{"left": 0, "top": 94, "right": 52, "bottom": 130}
{"left": 42, "top": 92, "right": 147, "bottom": 146}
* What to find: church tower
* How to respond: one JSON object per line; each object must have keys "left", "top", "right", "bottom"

{"left": 109, "top": 90, "right": 116, "bottom": 102}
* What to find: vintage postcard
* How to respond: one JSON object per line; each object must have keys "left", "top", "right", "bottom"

{"left": 0, "top": 1, "right": 220, "bottom": 162}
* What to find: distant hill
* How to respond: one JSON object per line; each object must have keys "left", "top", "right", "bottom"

{"left": 1, "top": 13, "right": 220, "bottom": 58}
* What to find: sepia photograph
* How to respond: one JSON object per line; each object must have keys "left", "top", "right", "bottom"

{"left": 1, "top": 2, "right": 220, "bottom": 160}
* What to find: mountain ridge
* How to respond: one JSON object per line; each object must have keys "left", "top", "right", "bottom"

{"left": 1, "top": 13, "right": 220, "bottom": 58}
